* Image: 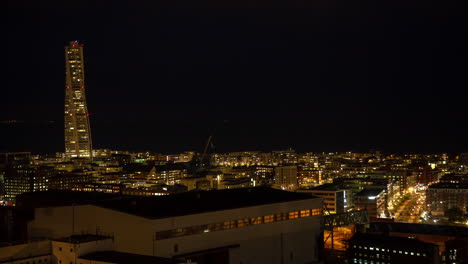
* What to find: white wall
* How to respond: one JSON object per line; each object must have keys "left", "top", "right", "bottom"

{"left": 29, "top": 205, "right": 155, "bottom": 256}
{"left": 29, "top": 198, "right": 323, "bottom": 264}
{"left": 52, "top": 238, "right": 113, "bottom": 264}
{"left": 1, "top": 255, "right": 51, "bottom": 264}
{"left": 0, "top": 240, "right": 51, "bottom": 263}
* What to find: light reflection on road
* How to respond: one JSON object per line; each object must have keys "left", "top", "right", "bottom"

{"left": 393, "top": 191, "right": 425, "bottom": 223}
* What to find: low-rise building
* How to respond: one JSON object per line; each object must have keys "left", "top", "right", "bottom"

{"left": 296, "top": 183, "right": 348, "bottom": 214}
{"left": 0, "top": 235, "right": 191, "bottom": 264}
{"left": 25, "top": 187, "right": 323, "bottom": 264}
{"left": 347, "top": 232, "right": 440, "bottom": 264}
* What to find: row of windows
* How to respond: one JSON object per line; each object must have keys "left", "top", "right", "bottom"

{"left": 353, "top": 246, "right": 427, "bottom": 257}
{"left": 354, "top": 253, "right": 391, "bottom": 260}
{"left": 353, "top": 259, "right": 389, "bottom": 264}
{"left": 155, "top": 208, "right": 322, "bottom": 240}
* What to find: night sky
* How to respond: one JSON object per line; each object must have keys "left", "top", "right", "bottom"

{"left": 5, "top": 0, "right": 467, "bottom": 154}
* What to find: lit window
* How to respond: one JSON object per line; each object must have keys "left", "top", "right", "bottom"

{"left": 312, "top": 208, "right": 322, "bottom": 215}
{"left": 237, "top": 219, "right": 249, "bottom": 228}
{"left": 275, "top": 213, "right": 287, "bottom": 221}
{"left": 223, "top": 221, "right": 235, "bottom": 229}
{"left": 288, "top": 211, "right": 299, "bottom": 219}
{"left": 264, "top": 215, "right": 274, "bottom": 223}
{"left": 251, "top": 216, "right": 262, "bottom": 225}
{"left": 300, "top": 209, "right": 311, "bottom": 217}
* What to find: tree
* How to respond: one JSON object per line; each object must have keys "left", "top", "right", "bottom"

{"left": 445, "top": 207, "right": 464, "bottom": 222}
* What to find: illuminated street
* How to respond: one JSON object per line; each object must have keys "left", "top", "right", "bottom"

{"left": 324, "top": 226, "right": 355, "bottom": 251}
{"left": 394, "top": 190, "right": 426, "bottom": 223}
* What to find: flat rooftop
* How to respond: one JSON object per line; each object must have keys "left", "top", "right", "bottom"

{"left": 98, "top": 187, "right": 319, "bottom": 219}
{"left": 349, "top": 232, "right": 437, "bottom": 249}
{"left": 428, "top": 182, "right": 468, "bottom": 189}
{"left": 79, "top": 251, "right": 181, "bottom": 264}
{"left": 355, "top": 188, "right": 385, "bottom": 197}
{"left": 368, "top": 222, "right": 468, "bottom": 237}
{"left": 54, "top": 235, "right": 111, "bottom": 244}
{"left": 306, "top": 183, "right": 340, "bottom": 191}
{"left": 18, "top": 187, "right": 319, "bottom": 219}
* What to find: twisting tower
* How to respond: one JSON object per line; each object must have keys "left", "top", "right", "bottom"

{"left": 64, "top": 41, "right": 92, "bottom": 159}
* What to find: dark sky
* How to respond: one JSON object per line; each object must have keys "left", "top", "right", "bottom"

{"left": 5, "top": 0, "right": 467, "bottom": 154}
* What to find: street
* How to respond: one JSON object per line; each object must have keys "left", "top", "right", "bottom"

{"left": 393, "top": 191, "right": 425, "bottom": 223}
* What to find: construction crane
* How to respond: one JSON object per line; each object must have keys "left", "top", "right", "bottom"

{"left": 193, "top": 120, "right": 228, "bottom": 174}
{"left": 199, "top": 135, "right": 213, "bottom": 169}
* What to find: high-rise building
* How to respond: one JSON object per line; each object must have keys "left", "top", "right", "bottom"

{"left": 274, "top": 165, "right": 298, "bottom": 190}
{"left": 64, "top": 41, "right": 92, "bottom": 159}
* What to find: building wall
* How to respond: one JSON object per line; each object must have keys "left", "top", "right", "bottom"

{"left": 1, "top": 255, "right": 51, "bottom": 264}
{"left": 354, "top": 192, "right": 386, "bottom": 218}
{"left": 297, "top": 189, "right": 346, "bottom": 214}
{"left": 29, "top": 205, "right": 155, "bottom": 256}
{"left": 426, "top": 187, "right": 468, "bottom": 214}
{"left": 0, "top": 240, "right": 51, "bottom": 263}
{"left": 389, "top": 232, "right": 454, "bottom": 256}
{"left": 274, "top": 166, "right": 298, "bottom": 190}
{"left": 348, "top": 240, "right": 440, "bottom": 264}
{"left": 76, "top": 260, "right": 109, "bottom": 264}
{"left": 51, "top": 238, "right": 113, "bottom": 264}
{"left": 4, "top": 166, "right": 54, "bottom": 203}
{"left": 28, "top": 198, "right": 322, "bottom": 264}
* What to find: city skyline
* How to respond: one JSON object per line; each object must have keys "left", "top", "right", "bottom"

{"left": 4, "top": 1, "right": 468, "bottom": 263}
{"left": 5, "top": 0, "right": 467, "bottom": 154}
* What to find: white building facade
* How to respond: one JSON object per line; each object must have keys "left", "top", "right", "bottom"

{"left": 27, "top": 189, "right": 323, "bottom": 264}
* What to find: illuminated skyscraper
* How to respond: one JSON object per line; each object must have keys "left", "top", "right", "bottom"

{"left": 64, "top": 41, "right": 92, "bottom": 159}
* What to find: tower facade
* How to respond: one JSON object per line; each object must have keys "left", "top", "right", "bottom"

{"left": 64, "top": 41, "right": 92, "bottom": 159}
